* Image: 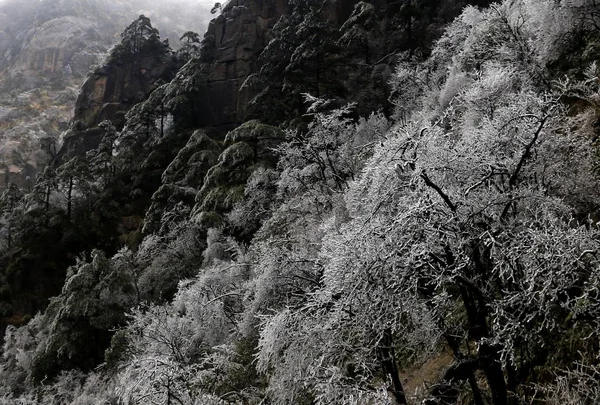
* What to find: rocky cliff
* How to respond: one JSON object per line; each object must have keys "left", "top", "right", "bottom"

{"left": 56, "top": 0, "right": 290, "bottom": 148}
{"left": 75, "top": 45, "right": 175, "bottom": 128}
{"left": 12, "top": 16, "right": 107, "bottom": 76}
{"left": 0, "top": 13, "right": 114, "bottom": 189}
{"left": 0, "top": 0, "right": 211, "bottom": 188}
{"left": 59, "top": 38, "right": 176, "bottom": 157}
{"left": 54, "top": 15, "right": 183, "bottom": 163}
{"left": 191, "top": 0, "right": 365, "bottom": 128}
{"left": 198, "top": 0, "right": 289, "bottom": 128}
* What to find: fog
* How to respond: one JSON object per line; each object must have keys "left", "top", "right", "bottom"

{"left": 0, "top": 0, "right": 217, "bottom": 43}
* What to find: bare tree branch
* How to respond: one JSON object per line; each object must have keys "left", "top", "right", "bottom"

{"left": 421, "top": 170, "right": 457, "bottom": 212}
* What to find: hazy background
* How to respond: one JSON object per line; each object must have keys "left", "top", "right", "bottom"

{"left": 0, "top": 0, "right": 215, "bottom": 50}
{"left": 0, "top": 0, "right": 216, "bottom": 187}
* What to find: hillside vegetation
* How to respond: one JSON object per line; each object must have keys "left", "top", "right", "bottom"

{"left": 1, "top": 0, "right": 600, "bottom": 404}
{"left": 0, "top": 0, "right": 211, "bottom": 189}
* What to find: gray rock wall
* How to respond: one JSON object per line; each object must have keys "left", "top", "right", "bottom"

{"left": 199, "top": 0, "right": 288, "bottom": 128}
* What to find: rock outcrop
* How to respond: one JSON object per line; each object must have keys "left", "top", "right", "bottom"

{"left": 58, "top": 0, "right": 362, "bottom": 154}
{"left": 196, "top": 0, "right": 288, "bottom": 128}
{"left": 58, "top": 24, "right": 178, "bottom": 159}
{"left": 73, "top": 46, "right": 174, "bottom": 130}
{"left": 0, "top": 14, "right": 114, "bottom": 189}
{"left": 0, "top": 0, "right": 211, "bottom": 188}
{"left": 16, "top": 16, "right": 106, "bottom": 76}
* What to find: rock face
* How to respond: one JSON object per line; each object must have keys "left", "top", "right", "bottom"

{"left": 197, "top": 0, "right": 288, "bottom": 128}
{"left": 0, "top": 14, "right": 114, "bottom": 189}
{"left": 58, "top": 0, "right": 360, "bottom": 156}
{"left": 0, "top": 0, "right": 212, "bottom": 189}
{"left": 74, "top": 48, "right": 174, "bottom": 129}
{"left": 190, "top": 0, "right": 366, "bottom": 129}
{"left": 58, "top": 39, "right": 177, "bottom": 159}
{"left": 16, "top": 16, "right": 106, "bottom": 76}
{"left": 57, "top": 0, "right": 290, "bottom": 159}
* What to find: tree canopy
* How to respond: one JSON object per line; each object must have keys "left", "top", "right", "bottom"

{"left": 1, "top": 0, "right": 600, "bottom": 403}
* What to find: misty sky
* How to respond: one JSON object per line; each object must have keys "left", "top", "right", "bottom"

{"left": 0, "top": 0, "right": 217, "bottom": 41}
{"left": 0, "top": 0, "right": 217, "bottom": 3}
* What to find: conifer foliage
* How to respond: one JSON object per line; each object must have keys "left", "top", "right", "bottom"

{"left": 1, "top": 0, "right": 600, "bottom": 404}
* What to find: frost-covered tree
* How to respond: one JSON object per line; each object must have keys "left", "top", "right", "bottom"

{"left": 29, "top": 250, "right": 138, "bottom": 383}
{"left": 134, "top": 221, "right": 204, "bottom": 302}
{"left": 88, "top": 120, "right": 118, "bottom": 187}
{"left": 29, "top": 166, "right": 58, "bottom": 214}
{"left": 113, "top": 241, "right": 255, "bottom": 404}
{"left": 255, "top": 2, "right": 600, "bottom": 403}
{"left": 248, "top": 0, "right": 346, "bottom": 122}
{"left": 338, "top": 2, "right": 380, "bottom": 64}
{"left": 110, "top": 15, "right": 164, "bottom": 60}
{"left": 0, "top": 183, "right": 23, "bottom": 248}
{"left": 57, "top": 156, "right": 95, "bottom": 220}
{"left": 164, "top": 56, "right": 209, "bottom": 129}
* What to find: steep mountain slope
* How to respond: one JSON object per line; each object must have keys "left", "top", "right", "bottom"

{"left": 0, "top": 0, "right": 211, "bottom": 188}
{"left": 1, "top": 0, "right": 600, "bottom": 403}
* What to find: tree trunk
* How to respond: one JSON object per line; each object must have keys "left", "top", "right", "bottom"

{"left": 480, "top": 343, "right": 508, "bottom": 405}
{"left": 160, "top": 103, "right": 165, "bottom": 137}
{"left": 379, "top": 329, "right": 407, "bottom": 404}
{"left": 468, "top": 374, "right": 486, "bottom": 405}
{"left": 67, "top": 176, "right": 73, "bottom": 219}
{"left": 45, "top": 186, "right": 50, "bottom": 212}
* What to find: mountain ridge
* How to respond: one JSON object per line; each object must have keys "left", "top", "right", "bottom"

{"left": 0, "top": 0, "right": 211, "bottom": 189}
{"left": 1, "top": 0, "right": 599, "bottom": 403}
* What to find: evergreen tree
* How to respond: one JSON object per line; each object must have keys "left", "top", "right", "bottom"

{"left": 0, "top": 183, "right": 23, "bottom": 248}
